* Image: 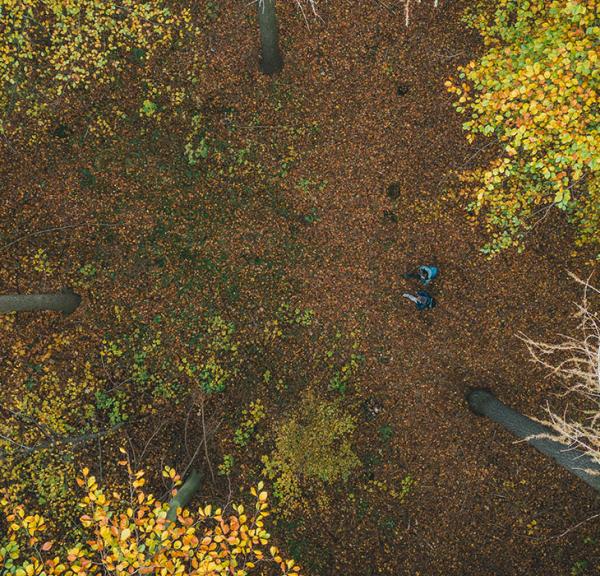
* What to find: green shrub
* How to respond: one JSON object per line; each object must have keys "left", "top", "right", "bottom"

{"left": 262, "top": 394, "right": 360, "bottom": 514}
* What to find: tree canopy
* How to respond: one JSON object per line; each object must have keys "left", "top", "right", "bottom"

{"left": 1, "top": 464, "right": 301, "bottom": 576}
{"left": 447, "top": 0, "right": 599, "bottom": 256}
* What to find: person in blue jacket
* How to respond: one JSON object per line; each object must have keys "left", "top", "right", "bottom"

{"left": 403, "top": 290, "right": 436, "bottom": 310}
{"left": 403, "top": 265, "right": 439, "bottom": 286}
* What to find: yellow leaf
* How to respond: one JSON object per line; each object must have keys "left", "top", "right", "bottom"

{"left": 120, "top": 528, "right": 131, "bottom": 540}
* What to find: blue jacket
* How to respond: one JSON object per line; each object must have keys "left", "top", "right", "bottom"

{"left": 418, "top": 265, "right": 439, "bottom": 286}
{"left": 416, "top": 291, "right": 436, "bottom": 310}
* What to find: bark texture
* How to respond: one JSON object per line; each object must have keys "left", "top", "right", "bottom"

{"left": 0, "top": 288, "right": 81, "bottom": 314}
{"left": 257, "top": 0, "right": 283, "bottom": 75}
{"left": 167, "top": 468, "right": 203, "bottom": 522}
{"left": 468, "top": 389, "right": 600, "bottom": 492}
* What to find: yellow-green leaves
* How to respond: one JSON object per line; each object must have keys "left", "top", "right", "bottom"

{"left": 1, "top": 469, "right": 302, "bottom": 576}
{"left": 448, "top": 0, "right": 599, "bottom": 256}
{"left": 0, "top": 0, "right": 197, "bottom": 141}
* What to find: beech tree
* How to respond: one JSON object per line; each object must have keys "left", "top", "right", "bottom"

{"left": 257, "top": 0, "right": 284, "bottom": 75}
{"left": 1, "top": 463, "right": 303, "bottom": 576}
{"left": 254, "top": 0, "right": 440, "bottom": 75}
{"left": 0, "top": 288, "right": 81, "bottom": 315}
{"left": 467, "top": 389, "right": 600, "bottom": 492}
{"left": 447, "top": 0, "right": 598, "bottom": 255}
{"left": 255, "top": 0, "right": 320, "bottom": 75}
{"left": 166, "top": 468, "right": 202, "bottom": 522}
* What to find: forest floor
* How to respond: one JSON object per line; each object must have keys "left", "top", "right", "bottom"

{"left": 1, "top": 0, "right": 599, "bottom": 574}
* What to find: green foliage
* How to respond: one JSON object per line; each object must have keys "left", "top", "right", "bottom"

{"left": 362, "top": 475, "right": 414, "bottom": 504}
{"left": 378, "top": 424, "right": 393, "bottom": 444}
{"left": 218, "top": 453, "right": 235, "bottom": 476}
{"left": 140, "top": 99, "right": 158, "bottom": 117}
{"left": 78, "top": 263, "right": 97, "bottom": 278}
{"left": 302, "top": 208, "right": 320, "bottom": 224}
{"left": 100, "top": 321, "right": 183, "bottom": 403}
{"left": 448, "top": 0, "right": 599, "bottom": 256}
{"left": 177, "top": 315, "right": 239, "bottom": 395}
{"left": 0, "top": 308, "right": 237, "bottom": 531}
{"left": 205, "top": 1, "right": 219, "bottom": 21}
{"left": 263, "top": 305, "right": 314, "bottom": 344}
{"left": 296, "top": 177, "right": 327, "bottom": 196}
{"left": 325, "top": 331, "right": 364, "bottom": 394}
{"left": 262, "top": 394, "right": 360, "bottom": 515}
{"left": 185, "top": 113, "right": 210, "bottom": 165}
{"left": 571, "top": 560, "right": 589, "bottom": 576}
{"left": 568, "top": 535, "right": 598, "bottom": 575}
{"left": 277, "top": 304, "right": 314, "bottom": 327}
{"left": 328, "top": 352, "right": 364, "bottom": 394}
{"left": 93, "top": 390, "right": 128, "bottom": 426}
{"left": 79, "top": 168, "right": 96, "bottom": 188}
{"left": 397, "top": 474, "right": 414, "bottom": 501}
{"left": 234, "top": 401, "right": 266, "bottom": 448}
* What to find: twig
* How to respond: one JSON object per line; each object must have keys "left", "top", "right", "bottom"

{"left": 0, "top": 432, "right": 32, "bottom": 452}
{"left": 138, "top": 419, "right": 168, "bottom": 463}
{"left": 373, "top": 0, "right": 394, "bottom": 12}
{"left": 181, "top": 414, "right": 223, "bottom": 480}
{"left": 97, "top": 437, "right": 103, "bottom": 483}
{"left": 126, "top": 429, "right": 139, "bottom": 471}
{"left": 552, "top": 513, "right": 600, "bottom": 539}
{"left": 181, "top": 436, "right": 205, "bottom": 481}
{"left": 201, "top": 400, "right": 215, "bottom": 484}
{"left": 460, "top": 140, "right": 496, "bottom": 169}
{"left": 403, "top": 0, "right": 439, "bottom": 27}
{"left": 1, "top": 221, "right": 121, "bottom": 253}
{"left": 184, "top": 404, "right": 194, "bottom": 458}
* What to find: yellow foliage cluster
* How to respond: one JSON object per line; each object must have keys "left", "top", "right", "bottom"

{"left": 0, "top": 0, "right": 197, "bottom": 139}
{"left": 30, "top": 248, "right": 55, "bottom": 276}
{"left": 0, "top": 319, "right": 94, "bottom": 443}
{"left": 0, "top": 315, "right": 105, "bottom": 528}
{"left": 234, "top": 401, "right": 266, "bottom": 448}
{"left": 0, "top": 305, "right": 244, "bottom": 532}
{"left": 447, "top": 0, "right": 599, "bottom": 255}
{"left": 1, "top": 467, "right": 302, "bottom": 576}
{"left": 261, "top": 394, "right": 360, "bottom": 516}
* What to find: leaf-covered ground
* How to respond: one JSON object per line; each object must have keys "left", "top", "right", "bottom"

{"left": 1, "top": 0, "right": 598, "bottom": 574}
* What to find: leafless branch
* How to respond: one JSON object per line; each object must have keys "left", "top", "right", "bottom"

{"left": 200, "top": 400, "right": 215, "bottom": 484}
{"left": 256, "top": 0, "right": 322, "bottom": 27}
{"left": 552, "top": 513, "right": 600, "bottom": 540}
{"left": 518, "top": 274, "right": 600, "bottom": 467}
{"left": 1, "top": 221, "right": 121, "bottom": 253}
{"left": 180, "top": 413, "right": 224, "bottom": 481}
{"left": 403, "top": 0, "right": 440, "bottom": 26}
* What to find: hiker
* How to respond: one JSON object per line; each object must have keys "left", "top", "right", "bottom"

{"left": 403, "top": 265, "right": 439, "bottom": 286}
{"left": 403, "top": 290, "right": 436, "bottom": 310}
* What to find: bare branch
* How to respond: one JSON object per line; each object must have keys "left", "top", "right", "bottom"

{"left": 519, "top": 274, "right": 600, "bottom": 468}
{"left": 0, "top": 221, "right": 121, "bottom": 253}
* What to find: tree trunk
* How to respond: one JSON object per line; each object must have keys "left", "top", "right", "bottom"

{"left": 0, "top": 288, "right": 81, "bottom": 315}
{"left": 257, "top": 0, "right": 283, "bottom": 75}
{"left": 467, "top": 389, "right": 600, "bottom": 492}
{"left": 167, "top": 468, "right": 202, "bottom": 522}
